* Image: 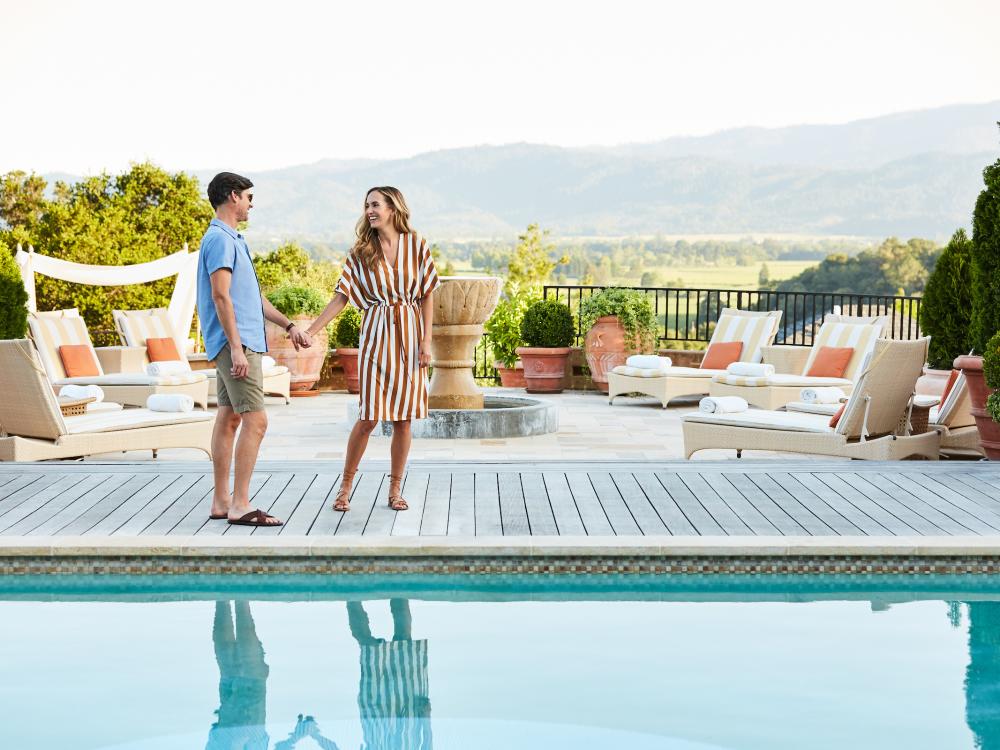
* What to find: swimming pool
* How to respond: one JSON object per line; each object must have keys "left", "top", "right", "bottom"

{"left": 2, "top": 574, "right": 997, "bottom": 749}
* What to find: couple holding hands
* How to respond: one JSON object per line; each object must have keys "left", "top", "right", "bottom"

{"left": 196, "top": 174, "right": 439, "bottom": 527}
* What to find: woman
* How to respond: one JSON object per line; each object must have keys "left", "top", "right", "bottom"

{"left": 306, "top": 187, "right": 439, "bottom": 512}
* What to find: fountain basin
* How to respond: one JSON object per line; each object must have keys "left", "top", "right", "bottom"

{"left": 346, "top": 395, "right": 558, "bottom": 439}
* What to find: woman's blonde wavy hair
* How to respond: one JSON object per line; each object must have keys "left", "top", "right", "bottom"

{"left": 351, "top": 186, "right": 413, "bottom": 270}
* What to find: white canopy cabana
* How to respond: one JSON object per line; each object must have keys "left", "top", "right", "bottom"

{"left": 15, "top": 245, "right": 199, "bottom": 350}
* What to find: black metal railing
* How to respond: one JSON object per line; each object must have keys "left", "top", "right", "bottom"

{"left": 542, "top": 286, "right": 922, "bottom": 348}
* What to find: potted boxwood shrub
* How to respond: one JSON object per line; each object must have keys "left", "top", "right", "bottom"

{"left": 334, "top": 306, "right": 362, "bottom": 394}
{"left": 515, "top": 299, "right": 574, "bottom": 393}
{"left": 918, "top": 229, "right": 972, "bottom": 394}
{"left": 265, "top": 284, "right": 329, "bottom": 394}
{"left": 579, "top": 288, "right": 658, "bottom": 393}
{"left": 484, "top": 292, "right": 536, "bottom": 388}
{"left": 0, "top": 245, "right": 29, "bottom": 340}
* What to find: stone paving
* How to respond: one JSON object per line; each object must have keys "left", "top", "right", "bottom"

{"left": 80, "top": 387, "right": 758, "bottom": 463}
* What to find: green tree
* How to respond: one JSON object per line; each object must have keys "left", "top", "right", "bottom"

{"left": 0, "top": 170, "right": 47, "bottom": 234}
{"left": 971, "top": 155, "right": 1000, "bottom": 352}
{"left": 758, "top": 263, "right": 771, "bottom": 288}
{"left": 253, "top": 242, "right": 340, "bottom": 296}
{"left": 921, "top": 229, "right": 973, "bottom": 369}
{"left": 0, "top": 237, "right": 28, "bottom": 338}
{"left": 504, "top": 223, "right": 567, "bottom": 295}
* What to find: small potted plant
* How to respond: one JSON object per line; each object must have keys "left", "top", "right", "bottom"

{"left": 484, "top": 292, "right": 536, "bottom": 388}
{"left": 265, "top": 285, "right": 329, "bottom": 393}
{"left": 334, "top": 306, "right": 362, "bottom": 394}
{"left": 515, "top": 299, "right": 574, "bottom": 393}
{"left": 579, "top": 288, "right": 658, "bottom": 393}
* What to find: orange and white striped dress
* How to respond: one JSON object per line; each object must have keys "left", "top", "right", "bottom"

{"left": 336, "top": 233, "right": 440, "bottom": 421}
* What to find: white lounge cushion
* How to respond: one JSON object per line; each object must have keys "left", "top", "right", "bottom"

{"left": 767, "top": 374, "right": 853, "bottom": 388}
{"left": 201, "top": 366, "right": 289, "bottom": 379}
{"left": 55, "top": 372, "right": 208, "bottom": 386}
{"left": 613, "top": 366, "right": 726, "bottom": 380}
{"left": 785, "top": 401, "right": 840, "bottom": 416}
{"left": 62, "top": 408, "right": 213, "bottom": 435}
{"left": 683, "top": 409, "right": 836, "bottom": 433}
{"left": 612, "top": 365, "right": 671, "bottom": 377}
{"left": 712, "top": 374, "right": 772, "bottom": 387}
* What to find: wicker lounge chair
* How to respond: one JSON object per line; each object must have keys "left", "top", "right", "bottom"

{"left": 113, "top": 307, "right": 292, "bottom": 404}
{"left": 0, "top": 339, "right": 213, "bottom": 461}
{"left": 27, "top": 309, "right": 209, "bottom": 409}
{"left": 608, "top": 308, "right": 782, "bottom": 408}
{"left": 707, "top": 314, "right": 888, "bottom": 410}
{"left": 682, "top": 337, "right": 940, "bottom": 460}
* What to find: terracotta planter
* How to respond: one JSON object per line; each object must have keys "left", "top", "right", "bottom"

{"left": 336, "top": 347, "right": 361, "bottom": 394}
{"left": 265, "top": 316, "right": 329, "bottom": 394}
{"left": 955, "top": 354, "right": 1000, "bottom": 459}
{"left": 496, "top": 362, "right": 527, "bottom": 388}
{"left": 584, "top": 315, "right": 629, "bottom": 393}
{"left": 916, "top": 366, "right": 952, "bottom": 397}
{"left": 516, "top": 346, "right": 570, "bottom": 393}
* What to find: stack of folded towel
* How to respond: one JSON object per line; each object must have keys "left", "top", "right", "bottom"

{"left": 262, "top": 355, "right": 277, "bottom": 370}
{"left": 725, "top": 362, "right": 775, "bottom": 377}
{"left": 699, "top": 396, "right": 749, "bottom": 414}
{"left": 800, "top": 386, "right": 846, "bottom": 404}
{"left": 58, "top": 384, "right": 105, "bottom": 402}
{"left": 146, "top": 394, "right": 195, "bottom": 412}
{"left": 146, "top": 360, "right": 192, "bottom": 377}
{"left": 625, "top": 354, "right": 672, "bottom": 370}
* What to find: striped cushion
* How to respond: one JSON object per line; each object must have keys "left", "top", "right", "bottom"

{"left": 800, "top": 321, "right": 883, "bottom": 381}
{"left": 611, "top": 365, "right": 672, "bottom": 377}
{"left": 55, "top": 372, "right": 207, "bottom": 386}
{"left": 709, "top": 311, "right": 780, "bottom": 364}
{"left": 712, "top": 374, "right": 770, "bottom": 387}
{"left": 113, "top": 308, "right": 185, "bottom": 361}
{"left": 712, "top": 373, "right": 853, "bottom": 388}
{"left": 28, "top": 310, "right": 103, "bottom": 381}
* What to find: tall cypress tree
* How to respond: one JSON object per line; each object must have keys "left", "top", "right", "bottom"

{"left": 971, "top": 146, "right": 1000, "bottom": 352}
{"left": 921, "top": 229, "right": 973, "bottom": 369}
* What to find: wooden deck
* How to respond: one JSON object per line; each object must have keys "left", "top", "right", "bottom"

{"left": 1, "top": 460, "right": 1000, "bottom": 539}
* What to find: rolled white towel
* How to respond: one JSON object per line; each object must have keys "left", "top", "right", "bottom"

{"left": 58, "top": 384, "right": 105, "bottom": 403}
{"left": 625, "top": 354, "right": 672, "bottom": 369}
{"left": 800, "top": 386, "right": 846, "bottom": 404}
{"left": 146, "top": 394, "right": 194, "bottom": 412}
{"left": 262, "top": 355, "right": 276, "bottom": 370}
{"left": 699, "top": 396, "right": 750, "bottom": 414}
{"left": 145, "top": 360, "right": 192, "bottom": 377}
{"left": 726, "top": 362, "right": 775, "bottom": 377}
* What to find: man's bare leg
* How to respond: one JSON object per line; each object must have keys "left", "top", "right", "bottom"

{"left": 210, "top": 407, "right": 241, "bottom": 517}
{"left": 228, "top": 410, "right": 280, "bottom": 524}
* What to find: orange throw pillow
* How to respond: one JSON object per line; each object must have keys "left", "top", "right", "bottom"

{"left": 700, "top": 341, "right": 744, "bottom": 370}
{"left": 58, "top": 344, "right": 99, "bottom": 377}
{"left": 806, "top": 346, "right": 854, "bottom": 378}
{"left": 940, "top": 369, "right": 960, "bottom": 404}
{"left": 829, "top": 402, "right": 847, "bottom": 428}
{"left": 146, "top": 337, "right": 182, "bottom": 362}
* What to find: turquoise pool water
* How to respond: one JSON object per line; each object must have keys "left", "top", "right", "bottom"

{"left": 2, "top": 574, "right": 999, "bottom": 749}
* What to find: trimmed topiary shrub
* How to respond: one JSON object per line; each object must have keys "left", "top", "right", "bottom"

{"left": 335, "top": 306, "right": 362, "bottom": 348}
{"left": 485, "top": 291, "right": 538, "bottom": 367}
{"left": 983, "top": 331, "right": 1000, "bottom": 422}
{"left": 970, "top": 156, "right": 1000, "bottom": 352}
{"left": 578, "top": 287, "right": 658, "bottom": 351}
{"left": 0, "top": 242, "right": 28, "bottom": 339}
{"left": 920, "top": 229, "right": 973, "bottom": 369}
{"left": 520, "top": 299, "right": 574, "bottom": 348}
{"left": 266, "top": 284, "right": 326, "bottom": 318}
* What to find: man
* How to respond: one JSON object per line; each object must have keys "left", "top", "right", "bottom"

{"left": 197, "top": 172, "right": 312, "bottom": 527}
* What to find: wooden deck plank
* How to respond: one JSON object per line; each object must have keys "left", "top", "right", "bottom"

{"left": 543, "top": 472, "right": 586, "bottom": 535}
{"left": 225, "top": 473, "right": 294, "bottom": 536}
{"left": 390, "top": 473, "right": 430, "bottom": 536}
{"left": 281, "top": 473, "right": 339, "bottom": 535}
{"left": 901, "top": 473, "right": 1000, "bottom": 531}
{"left": 112, "top": 474, "right": 209, "bottom": 535}
{"left": 497, "top": 471, "right": 530, "bottom": 536}
{"left": 737, "top": 473, "right": 836, "bottom": 536}
{"left": 55, "top": 473, "right": 161, "bottom": 535}
{"left": 0, "top": 473, "right": 46, "bottom": 504}
{"left": 254, "top": 473, "right": 317, "bottom": 536}
{"left": 0, "top": 473, "right": 73, "bottom": 522}
{"left": 698, "top": 473, "right": 777, "bottom": 535}
{"left": 720, "top": 473, "right": 808, "bottom": 535}
{"left": 788, "top": 473, "right": 888, "bottom": 536}
{"left": 447, "top": 473, "right": 476, "bottom": 536}
{"left": 836, "top": 473, "right": 961, "bottom": 536}
{"left": 419, "top": 472, "right": 451, "bottom": 535}
{"left": 520, "top": 472, "right": 558, "bottom": 535}
{"left": 0, "top": 474, "right": 97, "bottom": 532}
{"left": 84, "top": 474, "right": 189, "bottom": 536}
{"left": 364, "top": 472, "right": 404, "bottom": 536}
{"left": 333, "top": 472, "right": 383, "bottom": 536}
{"left": 474, "top": 473, "right": 503, "bottom": 536}
{"left": 812, "top": 473, "right": 925, "bottom": 536}
{"left": 308, "top": 474, "right": 352, "bottom": 536}
{"left": 19, "top": 474, "right": 132, "bottom": 537}
{"left": 631, "top": 472, "right": 702, "bottom": 535}
{"left": 143, "top": 475, "right": 216, "bottom": 536}
{"left": 565, "top": 472, "right": 614, "bottom": 535}
{"left": 609, "top": 473, "right": 669, "bottom": 535}
{"left": 944, "top": 473, "right": 1000, "bottom": 512}
{"left": 672, "top": 473, "right": 751, "bottom": 535}
{"left": 588, "top": 472, "right": 641, "bottom": 536}
{"left": 867, "top": 473, "right": 998, "bottom": 535}
{"left": 767, "top": 473, "right": 864, "bottom": 536}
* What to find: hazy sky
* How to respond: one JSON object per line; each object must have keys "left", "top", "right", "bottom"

{"left": 2, "top": 0, "right": 998, "bottom": 175}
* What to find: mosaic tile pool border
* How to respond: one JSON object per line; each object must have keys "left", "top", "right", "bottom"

{"left": 4, "top": 555, "right": 1000, "bottom": 576}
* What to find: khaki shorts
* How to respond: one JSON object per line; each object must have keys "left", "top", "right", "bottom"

{"left": 214, "top": 345, "right": 265, "bottom": 413}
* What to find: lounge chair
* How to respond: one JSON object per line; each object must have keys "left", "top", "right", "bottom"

{"left": 707, "top": 314, "right": 887, "bottom": 410}
{"left": 682, "top": 337, "right": 940, "bottom": 460}
{"left": 0, "top": 339, "right": 213, "bottom": 461}
{"left": 113, "top": 307, "right": 292, "bottom": 404}
{"left": 607, "top": 308, "right": 782, "bottom": 408}
{"left": 27, "top": 309, "right": 210, "bottom": 409}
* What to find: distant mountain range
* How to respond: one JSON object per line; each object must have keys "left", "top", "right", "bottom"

{"left": 64, "top": 101, "right": 1000, "bottom": 242}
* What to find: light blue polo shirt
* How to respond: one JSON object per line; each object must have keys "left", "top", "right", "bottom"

{"left": 196, "top": 218, "right": 267, "bottom": 360}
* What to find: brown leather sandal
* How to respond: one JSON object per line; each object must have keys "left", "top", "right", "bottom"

{"left": 387, "top": 474, "right": 408, "bottom": 511}
{"left": 333, "top": 470, "right": 356, "bottom": 512}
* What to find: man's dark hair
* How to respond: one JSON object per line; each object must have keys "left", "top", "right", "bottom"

{"left": 207, "top": 172, "right": 253, "bottom": 209}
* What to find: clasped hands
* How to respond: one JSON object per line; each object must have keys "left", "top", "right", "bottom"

{"left": 287, "top": 325, "right": 313, "bottom": 351}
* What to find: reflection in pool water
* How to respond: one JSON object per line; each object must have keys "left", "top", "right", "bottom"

{"left": 5, "top": 575, "right": 1000, "bottom": 750}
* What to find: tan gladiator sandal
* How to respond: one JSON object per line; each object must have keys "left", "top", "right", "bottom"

{"left": 333, "top": 470, "right": 356, "bottom": 512}
{"left": 387, "top": 474, "right": 408, "bottom": 511}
